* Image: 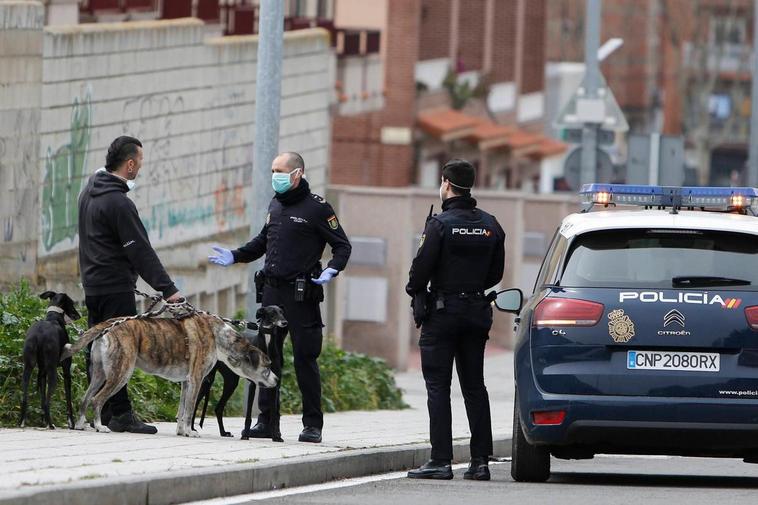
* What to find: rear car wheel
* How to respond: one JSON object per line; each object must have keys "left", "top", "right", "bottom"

{"left": 511, "top": 396, "right": 551, "bottom": 482}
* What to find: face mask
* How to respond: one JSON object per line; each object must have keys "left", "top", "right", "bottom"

{"left": 272, "top": 168, "right": 300, "bottom": 194}
{"left": 126, "top": 180, "right": 136, "bottom": 191}
{"left": 439, "top": 179, "right": 447, "bottom": 202}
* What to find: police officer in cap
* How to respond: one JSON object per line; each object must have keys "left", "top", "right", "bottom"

{"left": 208, "top": 152, "right": 351, "bottom": 443}
{"left": 406, "top": 159, "right": 505, "bottom": 480}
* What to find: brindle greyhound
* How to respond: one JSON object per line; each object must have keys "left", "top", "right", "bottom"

{"left": 61, "top": 312, "right": 277, "bottom": 437}
{"left": 193, "top": 306, "right": 287, "bottom": 440}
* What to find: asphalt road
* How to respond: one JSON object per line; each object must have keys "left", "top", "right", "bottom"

{"left": 201, "top": 456, "right": 758, "bottom": 505}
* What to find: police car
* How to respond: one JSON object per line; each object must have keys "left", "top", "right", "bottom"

{"left": 493, "top": 184, "right": 758, "bottom": 482}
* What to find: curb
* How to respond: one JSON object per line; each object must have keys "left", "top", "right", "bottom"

{"left": 1, "top": 437, "right": 512, "bottom": 505}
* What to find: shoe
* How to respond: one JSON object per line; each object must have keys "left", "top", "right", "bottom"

{"left": 241, "top": 422, "right": 272, "bottom": 439}
{"left": 107, "top": 412, "right": 158, "bottom": 434}
{"left": 407, "top": 459, "right": 453, "bottom": 480}
{"left": 463, "top": 457, "right": 490, "bottom": 481}
{"left": 298, "top": 426, "right": 322, "bottom": 443}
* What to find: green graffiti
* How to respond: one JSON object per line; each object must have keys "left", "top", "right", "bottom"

{"left": 141, "top": 202, "right": 214, "bottom": 240}
{"left": 41, "top": 90, "right": 92, "bottom": 252}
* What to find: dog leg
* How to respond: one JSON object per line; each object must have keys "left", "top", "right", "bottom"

{"left": 75, "top": 352, "right": 107, "bottom": 430}
{"left": 181, "top": 379, "right": 202, "bottom": 438}
{"left": 241, "top": 380, "right": 256, "bottom": 440}
{"left": 192, "top": 366, "right": 216, "bottom": 432}
{"left": 44, "top": 366, "right": 58, "bottom": 429}
{"left": 37, "top": 368, "right": 46, "bottom": 427}
{"left": 216, "top": 371, "right": 239, "bottom": 437}
{"left": 177, "top": 381, "right": 189, "bottom": 436}
{"left": 18, "top": 359, "right": 33, "bottom": 428}
{"left": 90, "top": 373, "right": 132, "bottom": 433}
{"left": 62, "top": 358, "right": 74, "bottom": 429}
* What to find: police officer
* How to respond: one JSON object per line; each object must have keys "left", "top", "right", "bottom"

{"left": 208, "top": 152, "right": 351, "bottom": 443}
{"left": 406, "top": 159, "right": 505, "bottom": 480}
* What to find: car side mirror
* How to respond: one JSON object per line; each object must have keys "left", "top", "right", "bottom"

{"left": 494, "top": 288, "right": 523, "bottom": 314}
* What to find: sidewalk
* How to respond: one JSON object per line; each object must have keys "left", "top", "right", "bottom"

{"left": 0, "top": 350, "right": 514, "bottom": 505}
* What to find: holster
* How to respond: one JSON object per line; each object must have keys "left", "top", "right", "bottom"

{"left": 411, "top": 290, "right": 430, "bottom": 328}
{"left": 254, "top": 270, "right": 265, "bottom": 304}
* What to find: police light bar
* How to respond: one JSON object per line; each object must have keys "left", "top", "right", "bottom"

{"left": 580, "top": 184, "right": 757, "bottom": 212}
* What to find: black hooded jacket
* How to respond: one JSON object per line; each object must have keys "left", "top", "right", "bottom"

{"left": 78, "top": 171, "right": 177, "bottom": 298}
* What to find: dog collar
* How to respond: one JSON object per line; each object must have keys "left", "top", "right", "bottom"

{"left": 47, "top": 306, "right": 64, "bottom": 315}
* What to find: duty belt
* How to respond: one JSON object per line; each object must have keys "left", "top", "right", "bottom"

{"left": 264, "top": 276, "right": 295, "bottom": 288}
{"left": 439, "top": 290, "right": 485, "bottom": 299}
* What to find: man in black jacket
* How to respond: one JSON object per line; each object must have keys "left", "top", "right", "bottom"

{"left": 209, "top": 152, "right": 351, "bottom": 443}
{"left": 405, "top": 159, "right": 505, "bottom": 481}
{"left": 78, "top": 135, "right": 183, "bottom": 434}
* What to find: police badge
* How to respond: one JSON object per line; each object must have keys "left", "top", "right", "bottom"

{"left": 608, "top": 309, "right": 635, "bottom": 343}
{"left": 327, "top": 215, "right": 339, "bottom": 230}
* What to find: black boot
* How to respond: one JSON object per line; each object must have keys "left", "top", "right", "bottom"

{"left": 107, "top": 412, "right": 157, "bottom": 434}
{"left": 407, "top": 459, "right": 453, "bottom": 480}
{"left": 463, "top": 457, "right": 490, "bottom": 481}
{"left": 241, "top": 422, "right": 271, "bottom": 439}
{"left": 298, "top": 426, "right": 322, "bottom": 443}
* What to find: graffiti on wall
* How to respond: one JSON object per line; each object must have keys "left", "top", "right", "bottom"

{"left": 40, "top": 89, "right": 91, "bottom": 253}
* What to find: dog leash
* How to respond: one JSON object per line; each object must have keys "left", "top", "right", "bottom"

{"left": 133, "top": 290, "right": 259, "bottom": 331}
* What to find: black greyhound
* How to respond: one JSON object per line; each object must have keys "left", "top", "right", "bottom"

{"left": 192, "top": 305, "right": 287, "bottom": 440}
{"left": 19, "top": 291, "right": 81, "bottom": 429}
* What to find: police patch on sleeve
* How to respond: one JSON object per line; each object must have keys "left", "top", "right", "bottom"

{"left": 327, "top": 215, "right": 339, "bottom": 230}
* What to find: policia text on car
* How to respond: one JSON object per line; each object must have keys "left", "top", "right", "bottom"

{"left": 209, "top": 152, "right": 351, "bottom": 444}
{"left": 405, "top": 159, "right": 505, "bottom": 481}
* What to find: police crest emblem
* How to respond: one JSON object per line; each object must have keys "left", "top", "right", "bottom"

{"left": 327, "top": 215, "right": 339, "bottom": 230}
{"left": 608, "top": 309, "right": 635, "bottom": 343}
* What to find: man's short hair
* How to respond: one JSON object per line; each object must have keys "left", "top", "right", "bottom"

{"left": 441, "top": 158, "right": 475, "bottom": 195}
{"left": 105, "top": 136, "right": 142, "bottom": 172}
{"left": 283, "top": 152, "right": 305, "bottom": 172}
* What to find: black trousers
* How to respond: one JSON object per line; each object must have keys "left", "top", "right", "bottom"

{"left": 419, "top": 295, "right": 494, "bottom": 461}
{"left": 259, "top": 284, "right": 324, "bottom": 429}
{"left": 84, "top": 291, "right": 137, "bottom": 417}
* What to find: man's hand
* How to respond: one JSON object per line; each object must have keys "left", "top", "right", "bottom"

{"left": 166, "top": 292, "right": 185, "bottom": 303}
{"left": 209, "top": 246, "right": 234, "bottom": 267}
{"left": 311, "top": 267, "right": 339, "bottom": 285}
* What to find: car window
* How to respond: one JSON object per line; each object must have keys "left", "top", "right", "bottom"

{"left": 533, "top": 229, "right": 567, "bottom": 292}
{"left": 560, "top": 229, "right": 758, "bottom": 290}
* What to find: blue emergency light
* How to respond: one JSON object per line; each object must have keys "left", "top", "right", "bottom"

{"left": 580, "top": 184, "right": 757, "bottom": 214}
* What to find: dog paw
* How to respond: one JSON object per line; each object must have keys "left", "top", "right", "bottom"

{"left": 95, "top": 424, "right": 111, "bottom": 433}
{"left": 221, "top": 431, "right": 232, "bottom": 437}
{"left": 47, "top": 424, "right": 56, "bottom": 430}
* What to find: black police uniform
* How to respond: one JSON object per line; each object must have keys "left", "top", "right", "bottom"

{"left": 232, "top": 179, "right": 351, "bottom": 430}
{"left": 406, "top": 195, "right": 505, "bottom": 462}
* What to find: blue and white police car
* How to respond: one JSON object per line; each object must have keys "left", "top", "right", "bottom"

{"left": 493, "top": 184, "right": 758, "bottom": 482}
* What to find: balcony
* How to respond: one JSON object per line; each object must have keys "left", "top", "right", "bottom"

{"left": 334, "top": 28, "right": 383, "bottom": 116}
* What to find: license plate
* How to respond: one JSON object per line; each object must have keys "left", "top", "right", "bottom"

{"left": 627, "top": 350, "right": 720, "bottom": 372}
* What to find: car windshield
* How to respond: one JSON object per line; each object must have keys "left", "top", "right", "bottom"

{"left": 560, "top": 229, "right": 758, "bottom": 290}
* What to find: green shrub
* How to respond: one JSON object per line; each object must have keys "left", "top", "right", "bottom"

{"left": 0, "top": 281, "right": 406, "bottom": 428}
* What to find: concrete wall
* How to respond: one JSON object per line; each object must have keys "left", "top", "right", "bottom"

{"left": 0, "top": 1, "right": 44, "bottom": 281}
{"left": 328, "top": 185, "right": 575, "bottom": 369}
{"left": 0, "top": 1, "right": 334, "bottom": 316}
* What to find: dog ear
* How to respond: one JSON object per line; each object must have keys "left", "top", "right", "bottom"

{"left": 255, "top": 308, "right": 265, "bottom": 321}
{"left": 39, "top": 291, "right": 56, "bottom": 300}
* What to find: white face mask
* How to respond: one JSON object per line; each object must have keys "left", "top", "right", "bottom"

{"left": 126, "top": 180, "right": 136, "bottom": 191}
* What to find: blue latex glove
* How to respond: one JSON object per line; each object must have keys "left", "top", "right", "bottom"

{"left": 209, "top": 246, "right": 234, "bottom": 267}
{"left": 311, "top": 267, "right": 338, "bottom": 285}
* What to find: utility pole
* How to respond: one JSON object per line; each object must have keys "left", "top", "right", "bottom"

{"left": 244, "top": 0, "right": 284, "bottom": 415}
{"left": 580, "top": 0, "right": 601, "bottom": 185}
{"left": 748, "top": 0, "right": 758, "bottom": 187}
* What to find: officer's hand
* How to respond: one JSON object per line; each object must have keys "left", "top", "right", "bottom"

{"left": 209, "top": 246, "right": 234, "bottom": 267}
{"left": 311, "top": 267, "right": 339, "bottom": 285}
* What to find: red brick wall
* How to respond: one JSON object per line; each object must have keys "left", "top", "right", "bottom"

{"left": 331, "top": 0, "right": 421, "bottom": 187}
{"left": 458, "top": 0, "right": 485, "bottom": 71}
{"left": 521, "top": 0, "right": 546, "bottom": 93}
{"left": 491, "top": 0, "right": 518, "bottom": 82}
{"left": 419, "top": 0, "right": 451, "bottom": 61}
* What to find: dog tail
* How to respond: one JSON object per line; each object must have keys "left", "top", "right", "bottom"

{"left": 59, "top": 324, "right": 107, "bottom": 361}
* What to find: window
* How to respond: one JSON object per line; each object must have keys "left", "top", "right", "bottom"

{"left": 533, "top": 229, "right": 567, "bottom": 293}
{"left": 560, "top": 229, "right": 758, "bottom": 290}
{"left": 711, "top": 16, "right": 747, "bottom": 46}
